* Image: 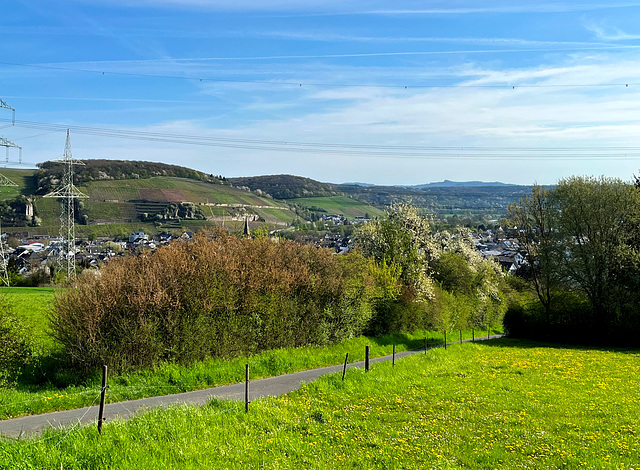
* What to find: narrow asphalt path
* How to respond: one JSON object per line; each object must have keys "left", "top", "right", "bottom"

{"left": 0, "top": 335, "right": 503, "bottom": 439}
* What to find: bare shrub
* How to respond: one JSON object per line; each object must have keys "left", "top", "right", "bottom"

{"left": 51, "top": 231, "right": 375, "bottom": 371}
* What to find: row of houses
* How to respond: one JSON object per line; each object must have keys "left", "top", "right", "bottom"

{"left": 473, "top": 229, "right": 527, "bottom": 275}
{"left": 5, "top": 231, "right": 194, "bottom": 276}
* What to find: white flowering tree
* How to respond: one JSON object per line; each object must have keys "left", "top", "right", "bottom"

{"left": 355, "top": 203, "right": 437, "bottom": 301}
{"left": 356, "top": 204, "right": 505, "bottom": 331}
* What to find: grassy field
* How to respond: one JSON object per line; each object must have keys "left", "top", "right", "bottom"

{"left": 0, "top": 168, "right": 37, "bottom": 196}
{"left": 0, "top": 287, "right": 56, "bottom": 351}
{"left": 1, "top": 339, "right": 638, "bottom": 469}
{"left": 287, "top": 196, "right": 384, "bottom": 219}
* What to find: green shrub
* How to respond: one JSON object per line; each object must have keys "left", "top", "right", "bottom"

{"left": 0, "top": 297, "right": 33, "bottom": 386}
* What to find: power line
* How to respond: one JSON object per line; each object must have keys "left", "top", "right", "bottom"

{"left": 4, "top": 117, "right": 640, "bottom": 161}
{"left": 0, "top": 60, "right": 638, "bottom": 90}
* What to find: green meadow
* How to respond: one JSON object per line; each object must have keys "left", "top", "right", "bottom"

{"left": 287, "top": 196, "right": 384, "bottom": 218}
{"left": 0, "top": 287, "right": 56, "bottom": 351}
{"left": 1, "top": 339, "right": 638, "bottom": 469}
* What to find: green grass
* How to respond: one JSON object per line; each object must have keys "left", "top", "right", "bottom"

{"left": 83, "top": 178, "right": 282, "bottom": 207}
{"left": 254, "top": 207, "right": 296, "bottom": 224}
{"left": 33, "top": 197, "right": 61, "bottom": 227}
{"left": 1, "top": 339, "right": 638, "bottom": 469}
{"left": 0, "top": 327, "right": 498, "bottom": 420}
{"left": 288, "top": 196, "right": 384, "bottom": 219}
{"left": 1, "top": 287, "right": 56, "bottom": 351}
{"left": 0, "top": 169, "right": 37, "bottom": 197}
{"left": 81, "top": 201, "right": 126, "bottom": 220}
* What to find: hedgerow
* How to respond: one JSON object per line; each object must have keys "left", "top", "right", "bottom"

{"left": 50, "top": 231, "right": 377, "bottom": 370}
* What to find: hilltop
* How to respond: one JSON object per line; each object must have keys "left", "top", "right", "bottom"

{"left": 35, "top": 159, "right": 223, "bottom": 195}
{"left": 228, "top": 174, "right": 340, "bottom": 199}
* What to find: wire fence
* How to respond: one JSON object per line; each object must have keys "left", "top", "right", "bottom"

{"left": 0, "top": 328, "right": 503, "bottom": 440}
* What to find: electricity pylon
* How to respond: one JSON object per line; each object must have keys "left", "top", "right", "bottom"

{"left": 0, "top": 176, "right": 17, "bottom": 286}
{"left": 0, "top": 219, "right": 10, "bottom": 287}
{"left": 0, "top": 136, "right": 21, "bottom": 164}
{"left": 0, "top": 98, "right": 21, "bottom": 163}
{"left": 44, "top": 130, "right": 88, "bottom": 281}
{"left": 0, "top": 98, "right": 15, "bottom": 125}
{"left": 0, "top": 99, "right": 19, "bottom": 286}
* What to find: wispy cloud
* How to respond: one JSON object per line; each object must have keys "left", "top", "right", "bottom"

{"left": 367, "top": 3, "right": 640, "bottom": 16}
{"left": 585, "top": 23, "right": 640, "bottom": 41}
{"left": 69, "top": 0, "right": 640, "bottom": 15}
{"left": 256, "top": 31, "right": 616, "bottom": 48}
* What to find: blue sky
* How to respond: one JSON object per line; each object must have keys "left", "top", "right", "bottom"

{"left": 2, "top": 1, "right": 640, "bottom": 185}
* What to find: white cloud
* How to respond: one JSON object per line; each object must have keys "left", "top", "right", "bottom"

{"left": 585, "top": 23, "right": 640, "bottom": 41}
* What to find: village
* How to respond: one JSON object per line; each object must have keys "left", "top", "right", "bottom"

{"left": 4, "top": 222, "right": 527, "bottom": 285}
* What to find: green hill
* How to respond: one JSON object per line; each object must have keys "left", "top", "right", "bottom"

{"left": 228, "top": 174, "right": 340, "bottom": 199}
{"left": 77, "top": 177, "right": 295, "bottom": 228}
{"left": 0, "top": 164, "right": 298, "bottom": 237}
{"left": 0, "top": 164, "right": 536, "bottom": 237}
{"left": 287, "top": 195, "right": 384, "bottom": 219}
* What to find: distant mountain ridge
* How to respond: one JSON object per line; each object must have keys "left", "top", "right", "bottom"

{"left": 341, "top": 180, "right": 518, "bottom": 188}
{"left": 411, "top": 180, "right": 517, "bottom": 188}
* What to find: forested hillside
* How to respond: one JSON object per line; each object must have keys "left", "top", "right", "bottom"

{"left": 229, "top": 174, "right": 340, "bottom": 199}
{"left": 36, "top": 160, "right": 225, "bottom": 194}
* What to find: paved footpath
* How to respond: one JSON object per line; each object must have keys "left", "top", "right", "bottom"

{"left": 0, "top": 335, "right": 503, "bottom": 439}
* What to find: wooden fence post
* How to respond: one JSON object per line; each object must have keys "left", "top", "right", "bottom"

{"left": 342, "top": 353, "right": 349, "bottom": 381}
{"left": 365, "top": 345, "right": 370, "bottom": 372}
{"left": 392, "top": 345, "right": 395, "bottom": 367}
{"left": 245, "top": 364, "right": 250, "bottom": 413}
{"left": 444, "top": 331, "right": 447, "bottom": 350}
{"left": 97, "top": 365, "right": 108, "bottom": 436}
{"left": 472, "top": 328, "right": 475, "bottom": 342}
{"left": 459, "top": 329, "right": 462, "bottom": 344}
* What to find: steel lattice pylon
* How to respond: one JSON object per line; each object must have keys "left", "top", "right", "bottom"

{"left": 0, "top": 218, "right": 11, "bottom": 287}
{"left": 0, "top": 175, "right": 17, "bottom": 286}
{"left": 0, "top": 98, "right": 18, "bottom": 286}
{"left": 44, "top": 130, "right": 88, "bottom": 281}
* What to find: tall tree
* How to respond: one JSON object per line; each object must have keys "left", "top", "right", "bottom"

{"left": 552, "top": 176, "right": 640, "bottom": 330}
{"left": 507, "top": 185, "right": 558, "bottom": 321}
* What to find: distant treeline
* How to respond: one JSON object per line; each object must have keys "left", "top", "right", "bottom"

{"left": 35, "top": 160, "right": 224, "bottom": 194}
{"left": 339, "top": 184, "right": 534, "bottom": 218}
